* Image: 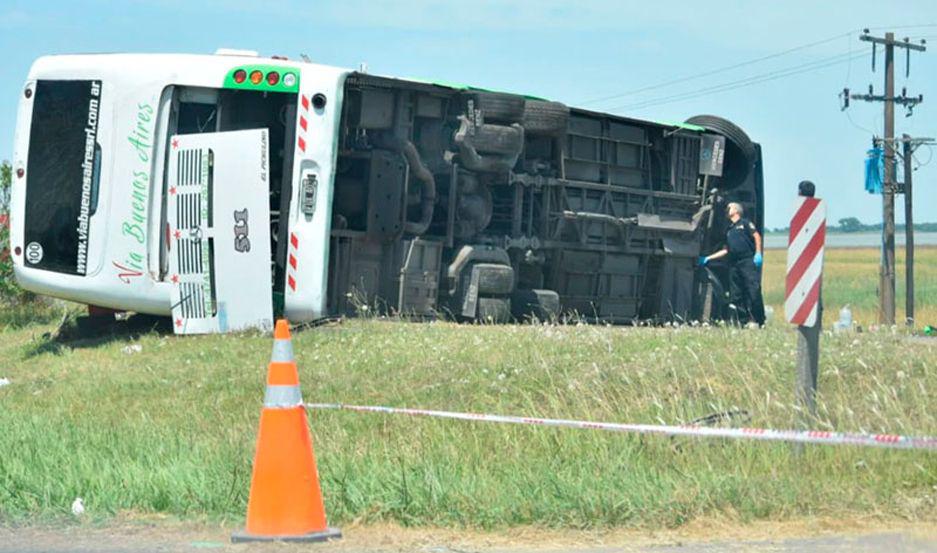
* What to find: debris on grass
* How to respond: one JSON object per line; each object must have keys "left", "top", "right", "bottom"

{"left": 71, "top": 497, "right": 85, "bottom": 517}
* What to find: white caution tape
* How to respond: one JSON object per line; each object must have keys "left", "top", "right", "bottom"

{"left": 306, "top": 403, "right": 937, "bottom": 451}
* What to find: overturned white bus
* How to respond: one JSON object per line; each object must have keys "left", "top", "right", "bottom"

{"left": 9, "top": 51, "right": 763, "bottom": 333}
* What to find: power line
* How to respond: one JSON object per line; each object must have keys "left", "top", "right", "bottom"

{"left": 867, "top": 23, "right": 937, "bottom": 30}
{"left": 609, "top": 51, "right": 869, "bottom": 113}
{"left": 577, "top": 25, "right": 937, "bottom": 109}
{"left": 577, "top": 30, "right": 855, "bottom": 106}
{"left": 912, "top": 144, "right": 933, "bottom": 169}
{"left": 615, "top": 52, "right": 865, "bottom": 113}
{"left": 616, "top": 36, "right": 895, "bottom": 114}
{"left": 843, "top": 36, "right": 877, "bottom": 136}
{"left": 844, "top": 107, "right": 876, "bottom": 135}
{"left": 845, "top": 27, "right": 856, "bottom": 84}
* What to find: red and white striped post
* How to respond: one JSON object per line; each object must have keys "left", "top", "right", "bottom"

{"left": 785, "top": 196, "right": 826, "bottom": 421}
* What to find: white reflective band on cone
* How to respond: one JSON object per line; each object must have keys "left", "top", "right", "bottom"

{"left": 271, "top": 339, "right": 294, "bottom": 362}
{"left": 264, "top": 385, "right": 303, "bottom": 408}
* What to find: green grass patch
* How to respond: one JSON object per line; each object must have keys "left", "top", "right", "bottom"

{"left": 763, "top": 246, "right": 937, "bottom": 326}
{"left": 0, "top": 301, "right": 63, "bottom": 331}
{"left": 0, "top": 247, "right": 934, "bottom": 526}
{"left": 0, "top": 317, "right": 935, "bottom": 527}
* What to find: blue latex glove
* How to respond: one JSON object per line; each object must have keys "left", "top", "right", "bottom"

{"left": 753, "top": 252, "right": 763, "bottom": 267}
{"left": 698, "top": 256, "right": 708, "bottom": 267}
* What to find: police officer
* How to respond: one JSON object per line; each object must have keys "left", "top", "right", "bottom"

{"left": 699, "top": 202, "right": 766, "bottom": 326}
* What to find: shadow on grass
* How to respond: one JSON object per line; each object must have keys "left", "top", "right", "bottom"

{"left": 23, "top": 313, "right": 173, "bottom": 358}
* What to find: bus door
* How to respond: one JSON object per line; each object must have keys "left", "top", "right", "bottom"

{"left": 166, "top": 129, "right": 273, "bottom": 334}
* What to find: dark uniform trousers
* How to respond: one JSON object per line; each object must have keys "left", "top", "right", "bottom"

{"left": 729, "top": 258, "right": 766, "bottom": 326}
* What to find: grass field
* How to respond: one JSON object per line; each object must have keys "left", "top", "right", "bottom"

{"left": 763, "top": 246, "right": 937, "bottom": 326}
{"left": 0, "top": 248, "right": 934, "bottom": 528}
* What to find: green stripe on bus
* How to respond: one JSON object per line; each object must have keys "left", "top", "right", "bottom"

{"left": 406, "top": 77, "right": 549, "bottom": 101}
{"left": 654, "top": 120, "right": 706, "bottom": 132}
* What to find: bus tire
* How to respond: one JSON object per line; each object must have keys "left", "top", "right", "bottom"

{"left": 471, "top": 92, "right": 526, "bottom": 123}
{"left": 522, "top": 100, "right": 569, "bottom": 135}
{"left": 685, "top": 115, "right": 756, "bottom": 183}
{"left": 472, "top": 124, "right": 524, "bottom": 156}
{"left": 471, "top": 263, "right": 515, "bottom": 296}
{"left": 476, "top": 297, "right": 512, "bottom": 323}
{"left": 511, "top": 289, "right": 560, "bottom": 321}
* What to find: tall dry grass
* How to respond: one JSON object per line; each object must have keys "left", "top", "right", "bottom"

{"left": 762, "top": 246, "right": 937, "bottom": 326}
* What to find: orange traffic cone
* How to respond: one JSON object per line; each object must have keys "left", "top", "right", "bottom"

{"left": 231, "top": 320, "right": 341, "bottom": 543}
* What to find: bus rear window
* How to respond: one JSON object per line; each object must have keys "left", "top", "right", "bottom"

{"left": 24, "top": 80, "right": 102, "bottom": 275}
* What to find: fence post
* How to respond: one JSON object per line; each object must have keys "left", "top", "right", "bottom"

{"left": 795, "top": 319, "right": 820, "bottom": 423}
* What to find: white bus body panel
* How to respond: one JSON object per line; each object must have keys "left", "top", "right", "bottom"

{"left": 11, "top": 58, "right": 173, "bottom": 313}
{"left": 282, "top": 73, "right": 347, "bottom": 321}
{"left": 10, "top": 53, "right": 348, "bottom": 322}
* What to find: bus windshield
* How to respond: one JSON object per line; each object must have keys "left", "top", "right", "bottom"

{"left": 24, "top": 79, "right": 103, "bottom": 275}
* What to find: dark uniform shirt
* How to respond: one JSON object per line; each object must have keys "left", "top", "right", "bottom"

{"left": 725, "top": 217, "right": 757, "bottom": 261}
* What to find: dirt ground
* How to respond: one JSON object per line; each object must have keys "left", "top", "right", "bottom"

{"left": 1, "top": 517, "right": 935, "bottom": 553}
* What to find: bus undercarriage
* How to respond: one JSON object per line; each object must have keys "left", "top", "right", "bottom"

{"left": 325, "top": 74, "right": 764, "bottom": 323}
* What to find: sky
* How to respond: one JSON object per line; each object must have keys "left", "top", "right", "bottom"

{"left": 1, "top": 0, "right": 936, "bottom": 229}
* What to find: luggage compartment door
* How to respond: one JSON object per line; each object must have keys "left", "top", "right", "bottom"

{"left": 167, "top": 129, "right": 273, "bottom": 334}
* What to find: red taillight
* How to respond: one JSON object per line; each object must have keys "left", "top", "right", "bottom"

{"left": 16, "top": 168, "right": 24, "bottom": 179}
{"left": 266, "top": 71, "right": 280, "bottom": 86}
{"left": 14, "top": 246, "right": 21, "bottom": 256}
{"left": 233, "top": 69, "right": 247, "bottom": 84}
{"left": 249, "top": 70, "right": 263, "bottom": 85}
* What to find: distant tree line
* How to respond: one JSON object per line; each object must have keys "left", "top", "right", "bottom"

{"left": 769, "top": 217, "right": 937, "bottom": 234}
{"left": 1, "top": 159, "right": 23, "bottom": 302}
{"left": 1, "top": 160, "right": 41, "bottom": 304}
{"left": 0, "top": 160, "right": 9, "bottom": 213}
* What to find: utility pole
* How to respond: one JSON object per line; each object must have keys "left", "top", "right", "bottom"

{"left": 882, "top": 33, "right": 896, "bottom": 326}
{"left": 898, "top": 134, "right": 936, "bottom": 325}
{"left": 903, "top": 133, "right": 914, "bottom": 325}
{"left": 844, "top": 30, "right": 926, "bottom": 325}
